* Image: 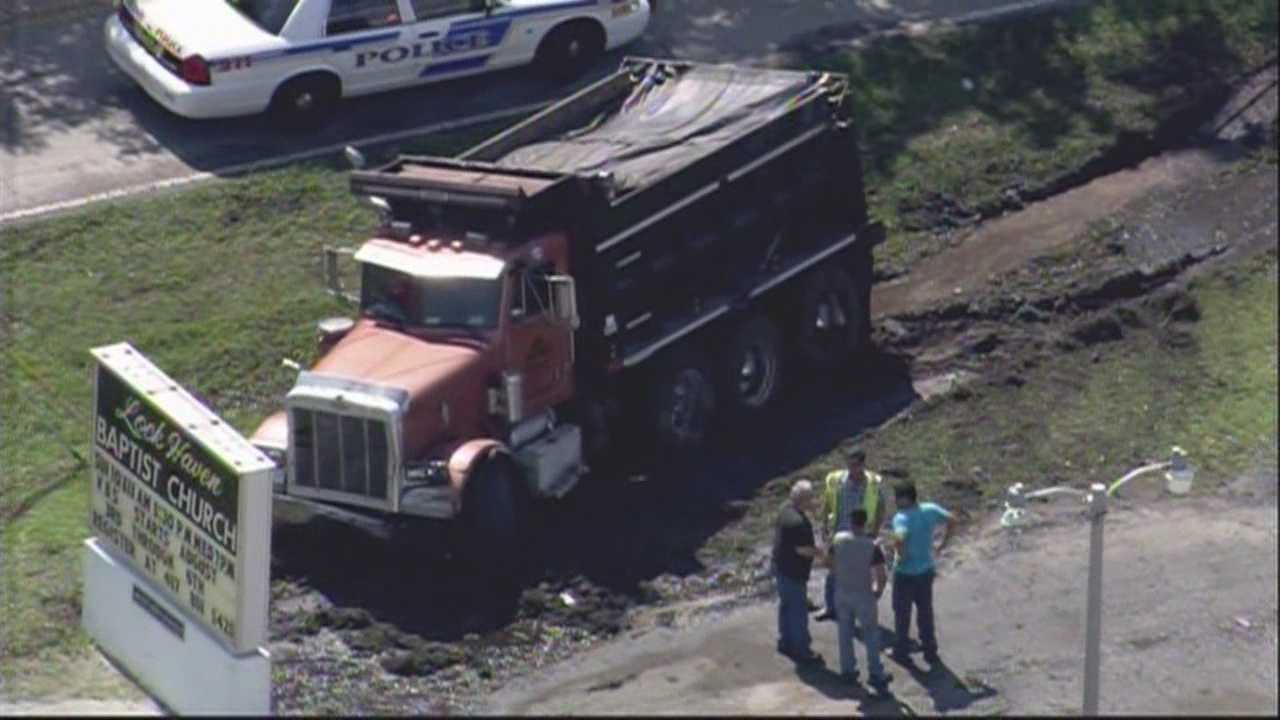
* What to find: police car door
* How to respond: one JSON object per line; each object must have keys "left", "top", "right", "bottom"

{"left": 324, "top": 0, "right": 409, "bottom": 94}
{"left": 406, "top": 0, "right": 507, "bottom": 84}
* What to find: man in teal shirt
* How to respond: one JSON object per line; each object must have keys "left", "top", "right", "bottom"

{"left": 889, "top": 481, "right": 953, "bottom": 665}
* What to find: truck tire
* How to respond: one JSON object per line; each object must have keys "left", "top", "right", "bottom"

{"left": 650, "top": 348, "right": 717, "bottom": 452}
{"left": 269, "top": 74, "right": 340, "bottom": 130}
{"left": 459, "top": 457, "right": 525, "bottom": 587}
{"left": 535, "top": 21, "right": 605, "bottom": 83}
{"left": 718, "top": 314, "right": 784, "bottom": 416}
{"left": 794, "top": 266, "right": 867, "bottom": 370}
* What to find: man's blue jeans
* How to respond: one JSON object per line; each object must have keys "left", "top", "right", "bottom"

{"left": 775, "top": 572, "right": 812, "bottom": 655}
{"left": 836, "top": 594, "right": 885, "bottom": 680}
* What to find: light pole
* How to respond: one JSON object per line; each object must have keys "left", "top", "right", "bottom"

{"left": 1000, "top": 447, "right": 1194, "bottom": 717}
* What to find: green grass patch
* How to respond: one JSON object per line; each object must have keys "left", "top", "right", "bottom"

{"left": 864, "top": 251, "right": 1278, "bottom": 514}
{"left": 0, "top": 126, "right": 498, "bottom": 690}
{"left": 808, "top": 0, "right": 1278, "bottom": 267}
{"left": 1, "top": 163, "right": 362, "bottom": 692}
{"left": 704, "top": 251, "right": 1277, "bottom": 564}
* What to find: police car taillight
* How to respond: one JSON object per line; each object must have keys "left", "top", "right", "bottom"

{"left": 180, "top": 55, "right": 211, "bottom": 86}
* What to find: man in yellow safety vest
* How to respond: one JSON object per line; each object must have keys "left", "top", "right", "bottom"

{"left": 815, "top": 447, "right": 886, "bottom": 621}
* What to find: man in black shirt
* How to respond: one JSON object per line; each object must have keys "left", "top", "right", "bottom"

{"left": 772, "top": 479, "right": 825, "bottom": 664}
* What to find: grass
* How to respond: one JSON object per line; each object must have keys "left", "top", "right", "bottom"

{"left": 1, "top": 0, "right": 1277, "bottom": 698}
{"left": 0, "top": 163, "right": 368, "bottom": 694}
{"left": 705, "top": 249, "right": 1278, "bottom": 561}
{"left": 863, "top": 249, "right": 1278, "bottom": 513}
{"left": 807, "top": 0, "right": 1278, "bottom": 268}
{"left": 0, "top": 116, "right": 525, "bottom": 693}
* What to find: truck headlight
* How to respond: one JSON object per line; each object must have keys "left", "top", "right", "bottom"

{"left": 407, "top": 460, "right": 451, "bottom": 487}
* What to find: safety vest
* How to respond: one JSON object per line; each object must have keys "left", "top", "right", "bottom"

{"left": 823, "top": 468, "right": 882, "bottom": 537}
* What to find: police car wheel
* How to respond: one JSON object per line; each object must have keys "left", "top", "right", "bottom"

{"left": 536, "top": 21, "right": 605, "bottom": 82}
{"left": 270, "top": 74, "right": 339, "bottom": 130}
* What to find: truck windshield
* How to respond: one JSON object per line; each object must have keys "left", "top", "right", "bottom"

{"left": 361, "top": 264, "right": 501, "bottom": 330}
{"left": 225, "top": 0, "right": 298, "bottom": 35}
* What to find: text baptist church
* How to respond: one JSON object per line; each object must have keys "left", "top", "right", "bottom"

{"left": 96, "top": 416, "right": 238, "bottom": 553}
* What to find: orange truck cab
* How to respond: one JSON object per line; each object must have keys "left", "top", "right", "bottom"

{"left": 249, "top": 57, "right": 884, "bottom": 567}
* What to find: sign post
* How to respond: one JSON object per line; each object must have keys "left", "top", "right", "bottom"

{"left": 83, "top": 342, "right": 275, "bottom": 714}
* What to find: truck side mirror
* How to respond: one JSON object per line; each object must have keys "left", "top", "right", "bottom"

{"left": 548, "top": 275, "right": 579, "bottom": 329}
{"left": 322, "top": 246, "right": 359, "bottom": 304}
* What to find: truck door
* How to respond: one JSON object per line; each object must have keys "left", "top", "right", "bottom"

{"left": 506, "top": 263, "right": 574, "bottom": 414}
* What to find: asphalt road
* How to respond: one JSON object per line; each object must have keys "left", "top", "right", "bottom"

{"left": 488, "top": 488, "right": 1279, "bottom": 716}
{"left": 0, "top": 0, "right": 1068, "bottom": 222}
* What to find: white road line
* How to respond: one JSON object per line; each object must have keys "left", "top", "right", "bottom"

{"left": 0, "top": 101, "right": 551, "bottom": 227}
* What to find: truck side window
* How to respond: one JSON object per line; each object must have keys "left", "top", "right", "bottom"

{"left": 512, "top": 266, "right": 552, "bottom": 321}
{"left": 410, "top": 0, "right": 485, "bottom": 21}
{"left": 327, "top": 0, "right": 401, "bottom": 35}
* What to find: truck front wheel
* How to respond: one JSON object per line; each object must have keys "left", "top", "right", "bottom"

{"left": 794, "top": 266, "right": 867, "bottom": 370}
{"left": 459, "top": 457, "right": 525, "bottom": 588}
{"left": 651, "top": 349, "right": 717, "bottom": 452}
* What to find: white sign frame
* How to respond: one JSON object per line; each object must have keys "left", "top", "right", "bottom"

{"left": 89, "top": 342, "right": 274, "bottom": 653}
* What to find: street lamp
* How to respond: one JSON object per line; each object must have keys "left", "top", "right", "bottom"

{"left": 1000, "top": 447, "right": 1195, "bottom": 716}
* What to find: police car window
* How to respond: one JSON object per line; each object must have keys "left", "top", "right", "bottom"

{"left": 327, "top": 0, "right": 401, "bottom": 35}
{"left": 226, "top": 0, "right": 299, "bottom": 35}
{"left": 410, "top": 0, "right": 485, "bottom": 21}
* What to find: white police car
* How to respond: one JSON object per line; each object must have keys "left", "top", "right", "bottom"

{"left": 104, "top": 0, "right": 652, "bottom": 126}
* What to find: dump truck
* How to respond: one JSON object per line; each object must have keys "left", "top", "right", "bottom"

{"left": 249, "top": 57, "right": 884, "bottom": 565}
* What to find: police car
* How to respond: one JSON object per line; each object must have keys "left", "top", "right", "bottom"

{"left": 104, "top": 0, "right": 652, "bottom": 126}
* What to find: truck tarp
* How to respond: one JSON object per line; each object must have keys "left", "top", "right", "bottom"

{"left": 493, "top": 64, "right": 814, "bottom": 193}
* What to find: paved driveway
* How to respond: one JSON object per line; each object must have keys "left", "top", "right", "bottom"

{"left": 0, "top": 0, "right": 1067, "bottom": 221}
{"left": 488, "top": 491, "right": 1279, "bottom": 716}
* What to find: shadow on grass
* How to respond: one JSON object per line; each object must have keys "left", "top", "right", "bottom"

{"left": 785, "top": 0, "right": 1277, "bottom": 227}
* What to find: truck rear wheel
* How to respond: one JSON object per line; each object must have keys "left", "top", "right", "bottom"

{"left": 794, "top": 266, "right": 867, "bottom": 370}
{"left": 651, "top": 349, "right": 716, "bottom": 452}
{"left": 718, "top": 314, "right": 784, "bottom": 416}
{"left": 459, "top": 457, "right": 525, "bottom": 588}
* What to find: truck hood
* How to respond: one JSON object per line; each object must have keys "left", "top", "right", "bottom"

{"left": 123, "top": 0, "right": 279, "bottom": 57}
{"left": 311, "top": 320, "right": 492, "bottom": 460}
{"left": 315, "top": 320, "right": 486, "bottom": 391}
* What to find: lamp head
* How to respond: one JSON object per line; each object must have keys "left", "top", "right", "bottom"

{"left": 1166, "top": 446, "right": 1194, "bottom": 495}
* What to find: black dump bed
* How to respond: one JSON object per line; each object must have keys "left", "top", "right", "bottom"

{"left": 350, "top": 57, "right": 874, "bottom": 379}
{"left": 479, "top": 61, "right": 818, "bottom": 194}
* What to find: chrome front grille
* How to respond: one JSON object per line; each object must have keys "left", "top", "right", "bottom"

{"left": 290, "top": 408, "right": 390, "bottom": 501}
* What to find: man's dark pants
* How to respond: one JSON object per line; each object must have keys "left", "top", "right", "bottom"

{"left": 891, "top": 570, "right": 937, "bottom": 656}
{"left": 775, "top": 572, "right": 812, "bottom": 655}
